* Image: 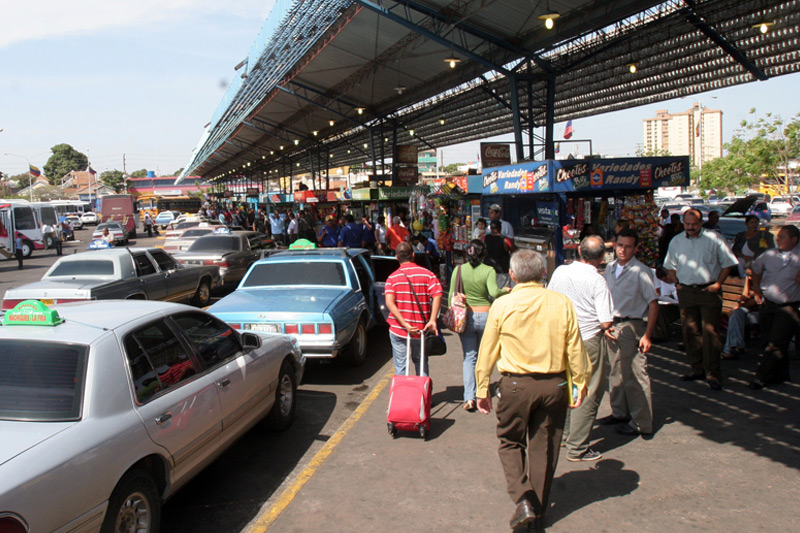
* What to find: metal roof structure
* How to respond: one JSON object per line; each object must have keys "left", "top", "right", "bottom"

{"left": 180, "top": 0, "right": 800, "bottom": 189}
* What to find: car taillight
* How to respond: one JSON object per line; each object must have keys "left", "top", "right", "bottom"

{"left": 0, "top": 514, "right": 29, "bottom": 533}
{"left": 285, "top": 324, "right": 298, "bottom": 334}
{"left": 318, "top": 323, "right": 333, "bottom": 334}
{"left": 2, "top": 299, "right": 23, "bottom": 310}
{"left": 54, "top": 298, "right": 90, "bottom": 304}
{"left": 301, "top": 324, "right": 315, "bottom": 334}
{"left": 213, "top": 260, "right": 230, "bottom": 267}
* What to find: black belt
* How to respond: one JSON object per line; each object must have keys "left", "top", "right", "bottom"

{"left": 678, "top": 281, "right": 714, "bottom": 289}
{"left": 613, "top": 316, "right": 645, "bottom": 323}
{"left": 501, "top": 371, "right": 564, "bottom": 378}
{"left": 764, "top": 299, "right": 800, "bottom": 307}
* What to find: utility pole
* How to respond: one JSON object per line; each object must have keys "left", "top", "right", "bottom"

{"left": 123, "top": 154, "right": 128, "bottom": 194}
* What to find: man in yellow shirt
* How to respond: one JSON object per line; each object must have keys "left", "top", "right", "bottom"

{"left": 476, "top": 249, "right": 590, "bottom": 531}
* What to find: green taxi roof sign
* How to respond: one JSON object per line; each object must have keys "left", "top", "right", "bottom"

{"left": 289, "top": 238, "right": 317, "bottom": 249}
{"left": 3, "top": 300, "right": 64, "bottom": 326}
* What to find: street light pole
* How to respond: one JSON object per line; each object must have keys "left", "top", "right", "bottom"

{"left": 3, "top": 152, "right": 34, "bottom": 202}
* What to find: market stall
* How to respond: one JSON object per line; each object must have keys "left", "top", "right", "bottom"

{"left": 481, "top": 156, "right": 690, "bottom": 271}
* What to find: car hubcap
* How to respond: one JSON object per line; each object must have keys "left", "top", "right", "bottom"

{"left": 198, "top": 284, "right": 209, "bottom": 303}
{"left": 115, "top": 491, "right": 150, "bottom": 533}
{"left": 278, "top": 374, "right": 293, "bottom": 417}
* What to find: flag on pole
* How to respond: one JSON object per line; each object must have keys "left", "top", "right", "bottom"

{"left": 88, "top": 166, "right": 97, "bottom": 176}
{"left": 563, "top": 120, "right": 573, "bottom": 139}
{"left": 554, "top": 142, "right": 560, "bottom": 154}
{"left": 29, "top": 165, "right": 41, "bottom": 177}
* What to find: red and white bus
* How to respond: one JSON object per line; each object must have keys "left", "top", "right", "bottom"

{"left": 0, "top": 201, "right": 45, "bottom": 259}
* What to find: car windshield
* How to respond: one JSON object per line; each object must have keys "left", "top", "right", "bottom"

{"left": 97, "top": 223, "right": 121, "bottom": 231}
{"left": 49, "top": 260, "right": 115, "bottom": 276}
{"left": 243, "top": 261, "right": 347, "bottom": 287}
{"left": 0, "top": 340, "right": 88, "bottom": 421}
{"left": 181, "top": 229, "right": 214, "bottom": 238}
{"left": 187, "top": 235, "right": 240, "bottom": 252}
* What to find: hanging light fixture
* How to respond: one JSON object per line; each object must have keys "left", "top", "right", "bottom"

{"left": 444, "top": 55, "right": 460, "bottom": 68}
{"left": 439, "top": 119, "right": 445, "bottom": 125}
{"left": 293, "top": 139, "right": 300, "bottom": 145}
{"left": 312, "top": 130, "right": 318, "bottom": 136}
{"left": 356, "top": 107, "right": 365, "bottom": 115}
{"left": 538, "top": 1, "right": 560, "bottom": 30}
{"left": 627, "top": 62, "right": 638, "bottom": 74}
{"left": 753, "top": 20, "right": 774, "bottom": 33}
{"left": 409, "top": 129, "right": 415, "bottom": 137}
{"left": 329, "top": 120, "right": 335, "bottom": 127}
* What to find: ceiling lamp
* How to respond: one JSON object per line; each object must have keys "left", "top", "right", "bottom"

{"left": 293, "top": 139, "right": 300, "bottom": 145}
{"left": 753, "top": 21, "right": 774, "bottom": 33}
{"left": 356, "top": 107, "right": 365, "bottom": 115}
{"left": 363, "top": 143, "right": 368, "bottom": 149}
{"left": 394, "top": 85, "right": 406, "bottom": 95}
{"left": 627, "top": 62, "right": 638, "bottom": 74}
{"left": 329, "top": 120, "right": 335, "bottom": 127}
{"left": 538, "top": 1, "right": 560, "bottom": 30}
{"left": 444, "top": 55, "right": 460, "bottom": 68}
{"left": 409, "top": 129, "right": 415, "bottom": 136}
{"left": 279, "top": 145, "right": 284, "bottom": 150}
{"left": 439, "top": 119, "right": 445, "bottom": 125}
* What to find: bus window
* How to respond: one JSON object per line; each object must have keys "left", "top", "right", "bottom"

{"left": 14, "top": 207, "right": 37, "bottom": 230}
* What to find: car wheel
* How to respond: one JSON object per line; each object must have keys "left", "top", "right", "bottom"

{"left": 265, "top": 359, "right": 296, "bottom": 431}
{"left": 100, "top": 469, "right": 161, "bottom": 533}
{"left": 191, "top": 280, "right": 211, "bottom": 307}
{"left": 343, "top": 319, "right": 368, "bottom": 366}
{"left": 44, "top": 235, "right": 54, "bottom": 249}
{"left": 21, "top": 240, "right": 33, "bottom": 257}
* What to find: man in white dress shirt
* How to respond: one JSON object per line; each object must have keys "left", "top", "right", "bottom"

{"left": 548, "top": 236, "right": 614, "bottom": 461}
{"left": 488, "top": 204, "right": 514, "bottom": 239}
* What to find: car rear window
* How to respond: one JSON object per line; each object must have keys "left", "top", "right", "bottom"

{"left": 50, "top": 260, "right": 115, "bottom": 276}
{"left": 0, "top": 340, "right": 88, "bottom": 421}
{"left": 181, "top": 229, "right": 214, "bottom": 238}
{"left": 243, "top": 261, "right": 346, "bottom": 287}
{"left": 187, "top": 236, "right": 240, "bottom": 252}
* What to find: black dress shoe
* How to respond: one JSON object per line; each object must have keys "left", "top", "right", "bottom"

{"left": 748, "top": 379, "right": 765, "bottom": 390}
{"left": 597, "top": 414, "right": 630, "bottom": 425}
{"left": 707, "top": 379, "right": 723, "bottom": 391}
{"left": 509, "top": 500, "right": 537, "bottom": 529}
{"left": 616, "top": 424, "right": 651, "bottom": 437}
{"left": 680, "top": 373, "right": 705, "bottom": 381}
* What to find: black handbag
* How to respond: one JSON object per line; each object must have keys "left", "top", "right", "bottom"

{"left": 401, "top": 273, "right": 447, "bottom": 356}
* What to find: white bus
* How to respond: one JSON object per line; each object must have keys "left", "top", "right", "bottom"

{"left": 0, "top": 201, "right": 45, "bottom": 259}
{"left": 50, "top": 200, "right": 90, "bottom": 219}
{"left": 31, "top": 202, "right": 60, "bottom": 248}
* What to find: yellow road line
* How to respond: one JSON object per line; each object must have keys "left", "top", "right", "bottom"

{"left": 250, "top": 369, "right": 394, "bottom": 532}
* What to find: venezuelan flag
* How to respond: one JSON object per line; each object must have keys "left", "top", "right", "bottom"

{"left": 29, "top": 165, "right": 41, "bottom": 177}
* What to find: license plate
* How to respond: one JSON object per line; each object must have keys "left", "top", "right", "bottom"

{"left": 247, "top": 324, "right": 280, "bottom": 333}
{"left": 40, "top": 299, "right": 53, "bottom": 305}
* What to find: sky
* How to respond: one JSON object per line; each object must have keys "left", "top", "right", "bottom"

{"left": 1, "top": 1, "right": 799, "bottom": 179}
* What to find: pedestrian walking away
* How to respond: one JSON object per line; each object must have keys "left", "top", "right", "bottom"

{"left": 475, "top": 249, "right": 590, "bottom": 531}
{"left": 15, "top": 233, "right": 24, "bottom": 269}
{"left": 663, "top": 208, "right": 737, "bottom": 390}
{"left": 748, "top": 225, "right": 800, "bottom": 390}
{"left": 548, "top": 235, "right": 614, "bottom": 459}
{"left": 384, "top": 242, "right": 443, "bottom": 376}
{"left": 449, "top": 239, "right": 508, "bottom": 412}
{"left": 603, "top": 229, "right": 659, "bottom": 437}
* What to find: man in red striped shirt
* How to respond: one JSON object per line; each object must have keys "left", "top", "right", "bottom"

{"left": 385, "top": 242, "right": 443, "bottom": 375}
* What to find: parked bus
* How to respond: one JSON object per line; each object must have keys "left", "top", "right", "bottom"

{"left": 0, "top": 201, "right": 45, "bottom": 259}
{"left": 51, "top": 200, "right": 90, "bottom": 220}
{"left": 136, "top": 194, "right": 202, "bottom": 220}
{"left": 31, "top": 202, "right": 60, "bottom": 248}
{"left": 99, "top": 194, "right": 137, "bottom": 238}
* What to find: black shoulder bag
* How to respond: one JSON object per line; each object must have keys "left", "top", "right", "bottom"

{"left": 401, "top": 272, "right": 447, "bottom": 355}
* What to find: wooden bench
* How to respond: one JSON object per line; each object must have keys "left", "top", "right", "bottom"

{"left": 721, "top": 276, "right": 748, "bottom": 320}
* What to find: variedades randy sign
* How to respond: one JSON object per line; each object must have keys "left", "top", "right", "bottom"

{"left": 482, "top": 157, "right": 689, "bottom": 195}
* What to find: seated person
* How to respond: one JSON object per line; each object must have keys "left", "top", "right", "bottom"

{"left": 721, "top": 277, "right": 759, "bottom": 360}
{"left": 652, "top": 267, "right": 681, "bottom": 341}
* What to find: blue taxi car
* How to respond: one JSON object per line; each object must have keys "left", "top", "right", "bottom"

{"left": 0, "top": 300, "right": 304, "bottom": 533}
{"left": 207, "top": 248, "right": 386, "bottom": 366}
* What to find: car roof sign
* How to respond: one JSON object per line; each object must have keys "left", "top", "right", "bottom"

{"left": 214, "top": 227, "right": 232, "bottom": 234}
{"left": 3, "top": 300, "right": 63, "bottom": 326}
{"left": 289, "top": 238, "right": 317, "bottom": 249}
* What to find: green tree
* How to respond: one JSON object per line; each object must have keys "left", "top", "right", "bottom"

{"left": 172, "top": 168, "right": 184, "bottom": 176}
{"left": 100, "top": 170, "right": 126, "bottom": 192}
{"left": 8, "top": 172, "right": 32, "bottom": 189}
{"left": 42, "top": 144, "right": 88, "bottom": 185}
{"left": 130, "top": 169, "right": 148, "bottom": 178}
{"left": 440, "top": 163, "right": 461, "bottom": 174}
{"left": 635, "top": 146, "right": 672, "bottom": 157}
{"left": 33, "top": 185, "right": 67, "bottom": 201}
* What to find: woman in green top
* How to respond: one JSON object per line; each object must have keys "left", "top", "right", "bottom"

{"left": 450, "top": 239, "right": 508, "bottom": 411}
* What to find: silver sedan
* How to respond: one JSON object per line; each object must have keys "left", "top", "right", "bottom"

{"left": 0, "top": 299, "right": 304, "bottom": 533}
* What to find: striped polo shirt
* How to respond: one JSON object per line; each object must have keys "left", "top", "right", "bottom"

{"left": 385, "top": 262, "right": 443, "bottom": 338}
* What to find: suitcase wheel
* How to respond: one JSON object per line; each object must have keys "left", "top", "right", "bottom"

{"left": 388, "top": 423, "right": 397, "bottom": 437}
{"left": 419, "top": 425, "right": 427, "bottom": 440}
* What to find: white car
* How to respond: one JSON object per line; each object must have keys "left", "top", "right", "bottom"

{"left": 0, "top": 299, "right": 304, "bottom": 533}
{"left": 64, "top": 215, "right": 84, "bottom": 230}
{"left": 769, "top": 197, "right": 794, "bottom": 217}
{"left": 81, "top": 211, "right": 99, "bottom": 225}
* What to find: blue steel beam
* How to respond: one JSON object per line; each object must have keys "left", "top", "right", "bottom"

{"left": 356, "top": 0, "right": 512, "bottom": 77}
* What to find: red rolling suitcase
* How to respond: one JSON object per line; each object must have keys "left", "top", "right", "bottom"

{"left": 387, "top": 333, "right": 432, "bottom": 439}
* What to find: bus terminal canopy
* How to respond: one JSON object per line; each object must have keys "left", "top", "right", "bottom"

{"left": 180, "top": 0, "right": 800, "bottom": 185}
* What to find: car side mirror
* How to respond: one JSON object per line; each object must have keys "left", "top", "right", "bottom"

{"left": 240, "top": 331, "right": 262, "bottom": 351}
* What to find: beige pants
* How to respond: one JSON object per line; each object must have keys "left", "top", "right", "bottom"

{"left": 607, "top": 319, "right": 653, "bottom": 433}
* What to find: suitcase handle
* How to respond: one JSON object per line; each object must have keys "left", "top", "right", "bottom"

{"left": 405, "top": 331, "right": 426, "bottom": 377}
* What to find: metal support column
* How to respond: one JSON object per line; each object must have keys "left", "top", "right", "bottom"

{"left": 544, "top": 74, "right": 556, "bottom": 160}
{"left": 527, "top": 77, "right": 534, "bottom": 160}
{"left": 369, "top": 127, "right": 378, "bottom": 188}
{"left": 508, "top": 75, "right": 524, "bottom": 162}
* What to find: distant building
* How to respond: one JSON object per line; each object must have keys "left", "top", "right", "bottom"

{"left": 418, "top": 149, "right": 438, "bottom": 173}
{"left": 643, "top": 103, "right": 722, "bottom": 168}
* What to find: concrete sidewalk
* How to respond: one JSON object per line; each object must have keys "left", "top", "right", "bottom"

{"left": 258, "top": 331, "right": 800, "bottom": 532}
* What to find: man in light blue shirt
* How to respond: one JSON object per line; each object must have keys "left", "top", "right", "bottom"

{"left": 663, "top": 209, "right": 737, "bottom": 390}
{"left": 269, "top": 211, "right": 286, "bottom": 246}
